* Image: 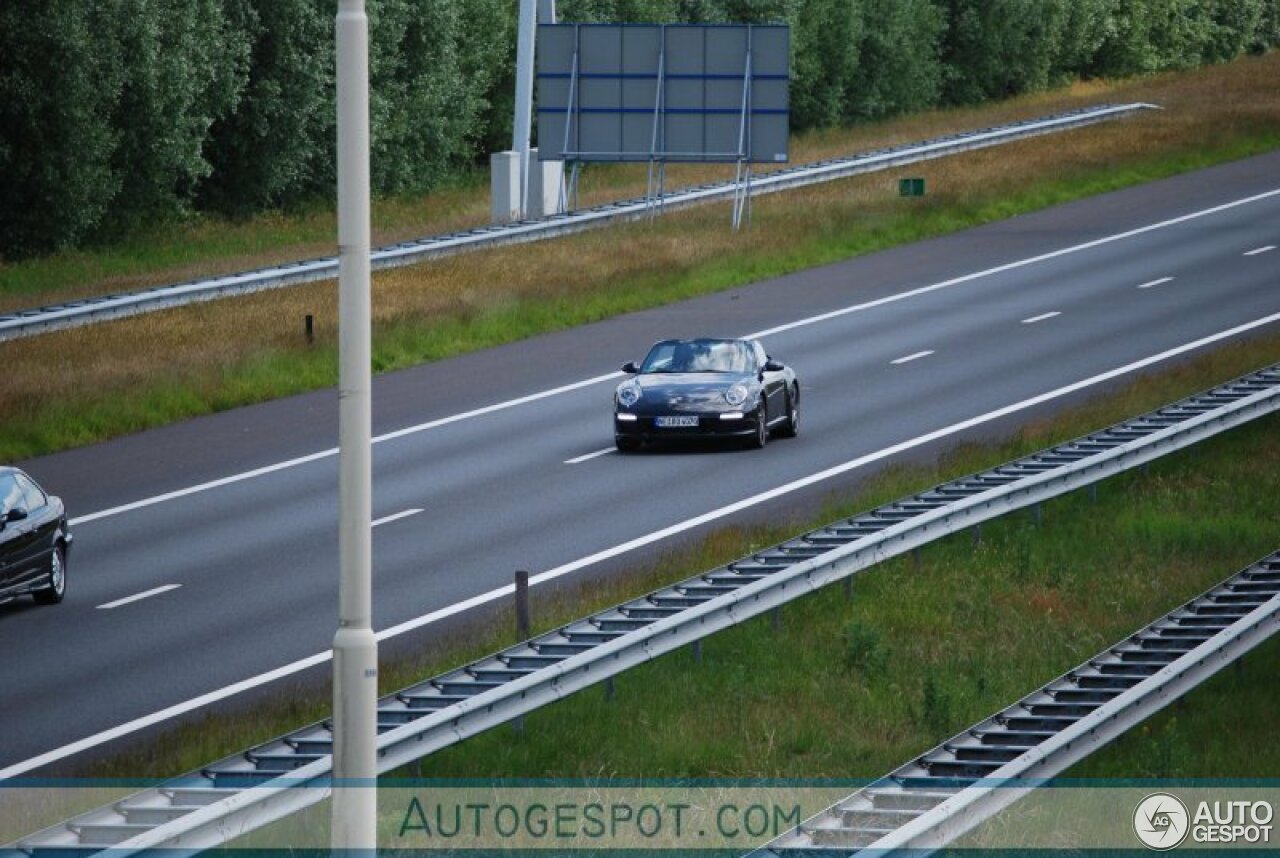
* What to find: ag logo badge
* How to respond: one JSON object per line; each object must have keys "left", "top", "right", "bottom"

{"left": 1134, "top": 793, "right": 1190, "bottom": 850}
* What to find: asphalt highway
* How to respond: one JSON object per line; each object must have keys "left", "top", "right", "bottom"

{"left": 3, "top": 152, "right": 1279, "bottom": 776}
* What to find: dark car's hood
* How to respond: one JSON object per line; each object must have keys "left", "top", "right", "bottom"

{"left": 621, "top": 372, "right": 755, "bottom": 410}
{"left": 636, "top": 372, "right": 751, "bottom": 392}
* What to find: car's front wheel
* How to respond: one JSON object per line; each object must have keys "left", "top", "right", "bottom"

{"left": 747, "top": 402, "right": 769, "bottom": 449}
{"left": 777, "top": 386, "right": 799, "bottom": 438}
{"left": 34, "top": 544, "right": 66, "bottom": 605}
{"left": 615, "top": 436, "right": 641, "bottom": 453}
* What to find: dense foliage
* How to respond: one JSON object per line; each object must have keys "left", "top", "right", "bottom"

{"left": 1, "top": 0, "right": 1276, "bottom": 257}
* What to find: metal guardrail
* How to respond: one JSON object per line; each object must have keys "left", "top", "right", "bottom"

{"left": 0, "top": 103, "right": 1156, "bottom": 343}
{"left": 753, "top": 550, "right": 1280, "bottom": 855}
{"left": 6, "top": 360, "right": 1275, "bottom": 856}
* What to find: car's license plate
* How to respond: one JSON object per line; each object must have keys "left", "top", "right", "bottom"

{"left": 655, "top": 416, "right": 699, "bottom": 428}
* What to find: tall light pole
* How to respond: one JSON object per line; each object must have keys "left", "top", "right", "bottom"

{"left": 513, "top": 0, "right": 537, "bottom": 217}
{"left": 333, "top": 0, "right": 377, "bottom": 852}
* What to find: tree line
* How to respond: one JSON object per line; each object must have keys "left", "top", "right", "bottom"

{"left": 1, "top": 0, "right": 1276, "bottom": 258}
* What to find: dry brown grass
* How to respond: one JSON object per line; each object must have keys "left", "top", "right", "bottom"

{"left": 2, "top": 53, "right": 1277, "bottom": 457}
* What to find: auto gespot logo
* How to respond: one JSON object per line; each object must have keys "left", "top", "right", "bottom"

{"left": 1134, "top": 793, "right": 1275, "bottom": 850}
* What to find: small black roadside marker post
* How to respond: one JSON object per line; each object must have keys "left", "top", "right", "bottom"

{"left": 305, "top": 314, "right": 314, "bottom": 344}
{"left": 515, "top": 570, "right": 531, "bottom": 643}
{"left": 513, "top": 570, "right": 530, "bottom": 732}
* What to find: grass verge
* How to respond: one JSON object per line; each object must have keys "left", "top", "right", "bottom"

{"left": 2, "top": 53, "right": 1279, "bottom": 461}
{"left": 61, "top": 332, "right": 1280, "bottom": 790}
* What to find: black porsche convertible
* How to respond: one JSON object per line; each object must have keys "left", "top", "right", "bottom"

{"left": 614, "top": 337, "right": 799, "bottom": 451}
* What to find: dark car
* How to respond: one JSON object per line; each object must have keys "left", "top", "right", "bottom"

{"left": 0, "top": 467, "right": 71, "bottom": 606}
{"left": 614, "top": 337, "right": 799, "bottom": 451}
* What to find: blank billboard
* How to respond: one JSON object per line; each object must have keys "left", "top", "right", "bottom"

{"left": 537, "top": 23, "right": 789, "bottom": 164}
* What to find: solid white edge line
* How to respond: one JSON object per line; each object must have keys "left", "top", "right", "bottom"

{"left": 9, "top": 308, "right": 1279, "bottom": 781}
{"left": 69, "top": 373, "right": 622, "bottom": 527}
{"left": 0, "top": 651, "right": 335, "bottom": 781}
{"left": 96, "top": 584, "right": 182, "bottom": 611}
{"left": 892, "top": 351, "right": 934, "bottom": 365}
{"left": 1022, "top": 311, "right": 1062, "bottom": 324}
{"left": 1137, "top": 277, "right": 1175, "bottom": 290}
{"left": 565, "top": 447, "right": 615, "bottom": 465}
{"left": 70, "top": 449, "right": 338, "bottom": 525}
{"left": 747, "top": 188, "right": 1280, "bottom": 340}
{"left": 67, "top": 187, "right": 1280, "bottom": 528}
{"left": 1244, "top": 245, "right": 1276, "bottom": 256}
{"left": 371, "top": 508, "right": 424, "bottom": 528}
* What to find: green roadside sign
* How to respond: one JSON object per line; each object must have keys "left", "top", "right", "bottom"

{"left": 899, "top": 177, "right": 926, "bottom": 197}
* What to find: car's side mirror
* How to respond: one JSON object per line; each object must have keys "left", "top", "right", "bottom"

{"left": 764, "top": 359, "right": 784, "bottom": 372}
{"left": 622, "top": 361, "right": 639, "bottom": 374}
{"left": 4, "top": 508, "right": 27, "bottom": 524}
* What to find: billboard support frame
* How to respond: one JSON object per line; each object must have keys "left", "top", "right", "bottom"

{"left": 540, "top": 22, "right": 788, "bottom": 229}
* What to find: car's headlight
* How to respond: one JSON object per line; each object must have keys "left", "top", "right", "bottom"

{"left": 617, "top": 381, "right": 641, "bottom": 408}
{"left": 725, "top": 383, "right": 749, "bottom": 407}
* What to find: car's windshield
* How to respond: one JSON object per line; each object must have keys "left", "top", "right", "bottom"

{"left": 639, "top": 339, "right": 755, "bottom": 374}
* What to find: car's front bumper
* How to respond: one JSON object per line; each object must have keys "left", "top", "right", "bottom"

{"left": 614, "top": 410, "right": 756, "bottom": 442}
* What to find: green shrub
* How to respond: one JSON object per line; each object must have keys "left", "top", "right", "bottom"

{"left": 841, "top": 618, "right": 889, "bottom": 677}
{"left": 4, "top": 0, "right": 1278, "bottom": 257}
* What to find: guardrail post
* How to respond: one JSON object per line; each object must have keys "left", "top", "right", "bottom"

{"left": 1090, "top": 483, "right": 1098, "bottom": 504}
{"left": 844, "top": 575, "right": 854, "bottom": 598}
{"left": 692, "top": 639, "right": 703, "bottom": 663}
{"left": 1034, "top": 503, "right": 1043, "bottom": 526}
{"left": 972, "top": 524, "right": 982, "bottom": 546}
{"left": 913, "top": 548, "right": 922, "bottom": 570}
{"left": 771, "top": 606, "right": 781, "bottom": 631}
{"left": 605, "top": 676, "right": 616, "bottom": 701}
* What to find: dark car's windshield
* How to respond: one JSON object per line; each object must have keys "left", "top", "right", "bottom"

{"left": 0, "top": 474, "right": 22, "bottom": 519}
{"left": 640, "top": 339, "right": 755, "bottom": 374}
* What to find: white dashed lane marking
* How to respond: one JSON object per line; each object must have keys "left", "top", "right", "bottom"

{"left": 565, "top": 447, "right": 615, "bottom": 465}
{"left": 98, "top": 585, "right": 182, "bottom": 610}
{"left": 1022, "top": 311, "right": 1061, "bottom": 324}
{"left": 372, "top": 508, "right": 424, "bottom": 528}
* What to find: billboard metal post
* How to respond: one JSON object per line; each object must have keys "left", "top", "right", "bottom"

{"left": 645, "top": 37, "right": 667, "bottom": 216}
{"left": 333, "top": 0, "right": 377, "bottom": 852}
{"left": 731, "top": 36, "right": 753, "bottom": 231}
{"left": 557, "top": 40, "right": 580, "bottom": 214}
